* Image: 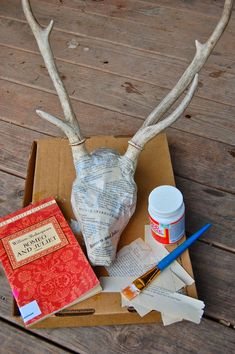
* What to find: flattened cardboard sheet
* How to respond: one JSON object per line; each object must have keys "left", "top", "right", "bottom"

{"left": 13, "top": 134, "right": 197, "bottom": 328}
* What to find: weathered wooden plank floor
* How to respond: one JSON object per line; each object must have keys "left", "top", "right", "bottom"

{"left": 0, "top": 1, "right": 234, "bottom": 353}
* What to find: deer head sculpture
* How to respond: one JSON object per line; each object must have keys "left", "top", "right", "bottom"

{"left": 22, "top": 0, "right": 233, "bottom": 266}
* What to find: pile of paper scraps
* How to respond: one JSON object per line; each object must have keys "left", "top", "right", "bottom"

{"left": 100, "top": 226, "right": 205, "bottom": 326}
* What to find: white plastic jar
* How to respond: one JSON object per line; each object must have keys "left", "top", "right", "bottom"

{"left": 148, "top": 185, "right": 185, "bottom": 244}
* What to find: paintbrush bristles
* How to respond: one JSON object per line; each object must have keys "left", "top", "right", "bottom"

{"left": 122, "top": 266, "right": 161, "bottom": 300}
{"left": 139, "top": 266, "right": 161, "bottom": 287}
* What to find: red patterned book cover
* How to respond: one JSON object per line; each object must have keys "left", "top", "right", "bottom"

{"left": 0, "top": 197, "right": 101, "bottom": 327}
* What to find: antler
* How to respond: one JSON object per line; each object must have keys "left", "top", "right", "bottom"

{"left": 125, "top": 0, "right": 233, "bottom": 162}
{"left": 22, "top": 0, "right": 88, "bottom": 155}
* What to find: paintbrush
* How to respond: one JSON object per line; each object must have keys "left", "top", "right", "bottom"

{"left": 122, "top": 223, "right": 212, "bottom": 300}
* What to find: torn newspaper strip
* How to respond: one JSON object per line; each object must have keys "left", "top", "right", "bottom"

{"left": 71, "top": 149, "right": 137, "bottom": 266}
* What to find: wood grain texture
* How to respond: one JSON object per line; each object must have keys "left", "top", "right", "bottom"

{"left": 190, "top": 242, "right": 235, "bottom": 325}
{"left": 133, "top": 0, "right": 231, "bottom": 17}
{"left": 0, "top": 19, "right": 234, "bottom": 145}
{"left": 0, "top": 119, "right": 234, "bottom": 247}
{"left": 1, "top": 16, "right": 235, "bottom": 95}
{"left": 0, "top": 319, "right": 70, "bottom": 354}
{"left": 167, "top": 129, "right": 235, "bottom": 194}
{"left": 0, "top": 261, "right": 235, "bottom": 354}
{"left": 0, "top": 171, "right": 25, "bottom": 217}
{"left": 0, "top": 14, "right": 235, "bottom": 108}
{"left": 1, "top": 116, "right": 234, "bottom": 194}
{"left": 1, "top": 76, "right": 235, "bottom": 148}
{"left": 36, "top": 319, "right": 235, "bottom": 354}
{"left": 0, "top": 79, "right": 141, "bottom": 137}
{"left": 0, "top": 147, "right": 234, "bottom": 250}
{"left": 0, "top": 45, "right": 155, "bottom": 118}
{"left": 0, "top": 236, "right": 234, "bottom": 323}
{"left": 1, "top": 0, "right": 235, "bottom": 62}
{"left": 176, "top": 176, "right": 235, "bottom": 249}
{"left": 0, "top": 0, "right": 234, "bottom": 351}
{"left": 1, "top": 261, "right": 235, "bottom": 354}
{"left": 40, "top": 0, "right": 233, "bottom": 19}
{"left": 0, "top": 44, "right": 235, "bottom": 145}
{"left": 38, "top": 0, "right": 235, "bottom": 39}
{"left": 0, "top": 120, "right": 46, "bottom": 177}
{"left": 0, "top": 46, "right": 232, "bottom": 127}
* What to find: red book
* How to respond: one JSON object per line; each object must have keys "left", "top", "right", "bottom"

{"left": 0, "top": 197, "right": 101, "bottom": 327}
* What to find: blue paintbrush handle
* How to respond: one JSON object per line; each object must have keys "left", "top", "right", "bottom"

{"left": 157, "top": 223, "right": 212, "bottom": 271}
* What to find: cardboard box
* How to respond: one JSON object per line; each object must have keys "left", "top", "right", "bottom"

{"left": 13, "top": 134, "right": 197, "bottom": 328}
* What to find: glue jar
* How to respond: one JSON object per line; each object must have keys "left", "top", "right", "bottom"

{"left": 148, "top": 185, "right": 185, "bottom": 244}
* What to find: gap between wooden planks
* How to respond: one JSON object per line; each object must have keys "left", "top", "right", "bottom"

{"left": 0, "top": 1, "right": 235, "bottom": 349}
{"left": 0, "top": 165, "right": 234, "bottom": 347}
{"left": 0, "top": 3, "right": 232, "bottom": 141}
{"left": 0, "top": 259, "right": 234, "bottom": 354}
{"left": 0, "top": 14, "right": 234, "bottom": 106}
{"left": 0, "top": 43, "right": 234, "bottom": 117}
{"left": 1, "top": 169, "right": 234, "bottom": 348}
{"left": 0, "top": 120, "right": 234, "bottom": 250}
{"left": 0, "top": 0, "right": 235, "bottom": 80}
{"left": 39, "top": 0, "right": 235, "bottom": 22}
{"left": 0, "top": 77, "right": 235, "bottom": 148}
{"left": 0, "top": 47, "right": 235, "bottom": 146}
{"left": 0, "top": 118, "right": 234, "bottom": 193}
{"left": 0, "top": 317, "right": 74, "bottom": 354}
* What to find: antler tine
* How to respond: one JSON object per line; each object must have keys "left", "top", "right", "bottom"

{"left": 125, "top": 0, "right": 233, "bottom": 162}
{"left": 22, "top": 0, "right": 87, "bottom": 148}
{"left": 125, "top": 74, "right": 198, "bottom": 162}
{"left": 143, "top": 0, "right": 233, "bottom": 127}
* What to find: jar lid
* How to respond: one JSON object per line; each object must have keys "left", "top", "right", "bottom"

{"left": 148, "top": 185, "right": 183, "bottom": 216}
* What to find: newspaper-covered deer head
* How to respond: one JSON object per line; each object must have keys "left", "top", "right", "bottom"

{"left": 22, "top": 0, "right": 233, "bottom": 266}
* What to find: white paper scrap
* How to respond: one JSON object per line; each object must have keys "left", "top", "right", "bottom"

{"left": 101, "top": 276, "right": 186, "bottom": 322}
{"left": 104, "top": 237, "right": 186, "bottom": 324}
{"left": 100, "top": 276, "right": 135, "bottom": 292}
{"left": 144, "top": 226, "right": 196, "bottom": 325}
{"left": 121, "top": 290, "right": 184, "bottom": 324}
{"left": 106, "top": 238, "right": 156, "bottom": 277}
{"left": 104, "top": 234, "right": 203, "bottom": 325}
{"left": 132, "top": 284, "right": 204, "bottom": 324}
{"left": 145, "top": 226, "right": 194, "bottom": 286}
{"left": 121, "top": 294, "right": 151, "bottom": 317}
{"left": 106, "top": 238, "right": 186, "bottom": 323}
{"left": 106, "top": 238, "right": 185, "bottom": 292}
{"left": 161, "top": 313, "right": 183, "bottom": 326}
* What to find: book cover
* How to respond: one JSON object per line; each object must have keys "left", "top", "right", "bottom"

{"left": 0, "top": 197, "right": 101, "bottom": 327}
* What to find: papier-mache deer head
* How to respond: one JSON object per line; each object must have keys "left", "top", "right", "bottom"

{"left": 22, "top": 0, "right": 233, "bottom": 266}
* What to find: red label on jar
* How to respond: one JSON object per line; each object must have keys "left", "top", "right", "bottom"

{"left": 149, "top": 214, "right": 184, "bottom": 244}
